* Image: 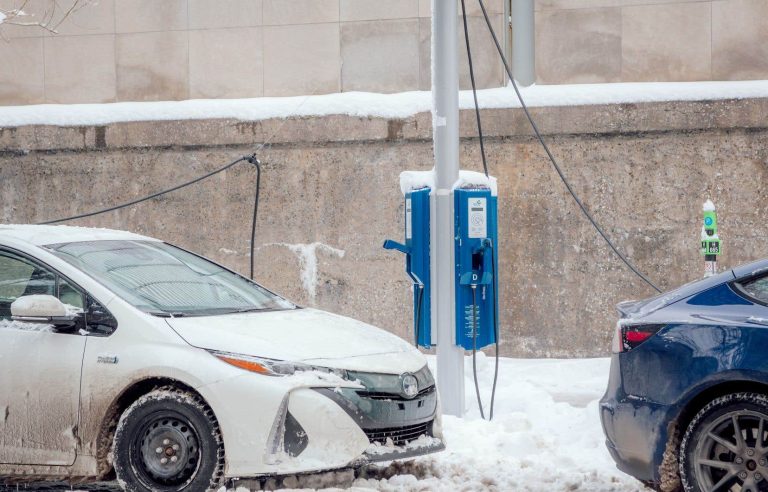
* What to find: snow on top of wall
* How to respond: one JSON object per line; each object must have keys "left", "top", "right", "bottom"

{"left": 1, "top": 80, "right": 767, "bottom": 127}
{"left": 400, "top": 169, "right": 498, "bottom": 195}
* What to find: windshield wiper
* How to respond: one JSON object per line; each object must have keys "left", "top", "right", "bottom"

{"left": 148, "top": 311, "right": 187, "bottom": 318}
{"left": 233, "top": 307, "right": 270, "bottom": 313}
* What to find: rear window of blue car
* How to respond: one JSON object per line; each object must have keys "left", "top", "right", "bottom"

{"left": 738, "top": 276, "right": 768, "bottom": 304}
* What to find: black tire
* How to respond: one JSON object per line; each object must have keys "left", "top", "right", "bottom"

{"left": 112, "top": 388, "right": 225, "bottom": 492}
{"left": 680, "top": 392, "right": 768, "bottom": 492}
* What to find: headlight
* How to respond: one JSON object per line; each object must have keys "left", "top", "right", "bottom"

{"left": 209, "top": 350, "right": 348, "bottom": 379}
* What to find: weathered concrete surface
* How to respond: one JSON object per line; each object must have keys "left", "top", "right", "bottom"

{"left": 1, "top": 98, "right": 767, "bottom": 357}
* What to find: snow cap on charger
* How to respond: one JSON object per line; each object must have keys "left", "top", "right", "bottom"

{"left": 399, "top": 169, "right": 497, "bottom": 196}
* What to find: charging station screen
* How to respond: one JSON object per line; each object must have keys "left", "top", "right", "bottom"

{"left": 468, "top": 198, "right": 487, "bottom": 239}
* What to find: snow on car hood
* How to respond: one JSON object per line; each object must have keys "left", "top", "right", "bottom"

{"left": 165, "top": 308, "right": 425, "bottom": 373}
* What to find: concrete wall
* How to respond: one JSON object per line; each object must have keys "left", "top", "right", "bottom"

{"left": 0, "top": 0, "right": 505, "bottom": 105}
{"left": 2, "top": 97, "right": 767, "bottom": 357}
{"left": 535, "top": 0, "right": 768, "bottom": 84}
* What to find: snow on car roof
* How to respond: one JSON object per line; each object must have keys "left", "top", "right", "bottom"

{"left": 0, "top": 224, "right": 159, "bottom": 246}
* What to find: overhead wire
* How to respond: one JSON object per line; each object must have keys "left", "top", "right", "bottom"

{"left": 459, "top": 0, "right": 489, "bottom": 179}
{"left": 36, "top": 91, "right": 318, "bottom": 281}
{"left": 38, "top": 155, "right": 250, "bottom": 226}
{"left": 474, "top": 0, "right": 661, "bottom": 294}
{"left": 461, "top": 0, "right": 500, "bottom": 421}
{"left": 38, "top": 153, "right": 262, "bottom": 280}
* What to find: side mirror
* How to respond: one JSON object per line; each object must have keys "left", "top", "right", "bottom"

{"left": 11, "top": 295, "right": 78, "bottom": 329}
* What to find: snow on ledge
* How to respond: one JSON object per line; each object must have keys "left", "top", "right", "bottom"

{"left": 400, "top": 169, "right": 498, "bottom": 196}
{"left": 1, "top": 80, "right": 767, "bottom": 127}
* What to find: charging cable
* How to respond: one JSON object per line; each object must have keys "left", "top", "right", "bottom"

{"left": 38, "top": 153, "right": 263, "bottom": 280}
{"left": 487, "top": 241, "right": 500, "bottom": 420}
{"left": 468, "top": 241, "right": 500, "bottom": 421}
{"left": 471, "top": 0, "right": 660, "bottom": 294}
{"left": 414, "top": 283, "right": 425, "bottom": 346}
{"left": 470, "top": 284, "right": 487, "bottom": 419}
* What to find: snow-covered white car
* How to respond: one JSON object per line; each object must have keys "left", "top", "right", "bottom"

{"left": 0, "top": 225, "right": 443, "bottom": 491}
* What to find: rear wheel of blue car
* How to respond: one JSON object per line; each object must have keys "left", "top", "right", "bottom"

{"left": 681, "top": 393, "right": 768, "bottom": 492}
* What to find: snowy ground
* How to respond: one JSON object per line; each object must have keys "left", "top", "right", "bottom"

{"left": 303, "top": 355, "right": 644, "bottom": 492}
{"left": 16, "top": 356, "right": 643, "bottom": 492}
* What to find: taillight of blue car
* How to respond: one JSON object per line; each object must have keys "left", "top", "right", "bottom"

{"left": 613, "top": 324, "right": 665, "bottom": 353}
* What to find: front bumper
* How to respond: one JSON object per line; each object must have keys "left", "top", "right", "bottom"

{"left": 315, "top": 383, "right": 444, "bottom": 464}
{"left": 200, "top": 367, "right": 444, "bottom": 479}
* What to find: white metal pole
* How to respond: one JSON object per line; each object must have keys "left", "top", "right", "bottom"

{"left": 431, "top": 0, "right": 465, "bottom": 417}
{"left": 511, "top": 0, "right": 535, "bottom": 86}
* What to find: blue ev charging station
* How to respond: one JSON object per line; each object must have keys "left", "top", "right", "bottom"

{"left": 454, "top": 188, "right": 499, "bottom": 351}
{"left": 384, "top": 181, "right": 499, "bottom": 350}
{"left": 390, "top": 0, "right": 501, "bottom": 417}
{"left": 384, "top": 187, "right": 432, "bottom": 348}
{"left": 385, "top": 172, "right": 499, "bottom": 418}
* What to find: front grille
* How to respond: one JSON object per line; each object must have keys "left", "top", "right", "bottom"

{"left": 364, "top": 420, "right": 432, "bottom": 446}
{"left": 357, "top": 385, "right": 436, "bottom": 401}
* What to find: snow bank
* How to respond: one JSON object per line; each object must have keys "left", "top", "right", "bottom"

{"left": 368, "top": 355, "right": 642, "bottom": 492}
{"left": 1, "top": 80, "right": 767, "bottom": 127}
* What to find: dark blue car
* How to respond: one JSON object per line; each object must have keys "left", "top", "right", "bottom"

{"left": 601, "top": 259, "right": 768, "bottom": 492}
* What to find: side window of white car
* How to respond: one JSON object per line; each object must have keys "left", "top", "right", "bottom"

{"left": 0, "top": 249, "right": 116, "bottom": 336}
{"left": 85, "top": 294, "right": 118, "bottom": 336}
{"left": 0, "top": 251, "right": 56, "bottom": 320}
{"left": 59, "top": 276, "right": 85, "bottom": 311}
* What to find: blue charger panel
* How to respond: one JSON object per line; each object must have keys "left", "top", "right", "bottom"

{"left": 408, "top": 188, "right": 431, "bottom": 348}
{"left": 454, "top": 188, "right": 498, "bottom": 350}
{"left": 383, "top": 187, "right": 432, "bottom": 348}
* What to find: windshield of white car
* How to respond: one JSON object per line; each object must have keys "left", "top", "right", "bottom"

{"left": 46, "top": 240, "right": 296, "bottom": 316}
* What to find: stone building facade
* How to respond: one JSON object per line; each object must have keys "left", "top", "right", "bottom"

{"left": 0, "top": 0, "right": 766, "bottom": 106}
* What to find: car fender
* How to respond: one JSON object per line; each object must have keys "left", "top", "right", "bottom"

{"left": 651, "top": 364, "right": 768, "bottom": 485}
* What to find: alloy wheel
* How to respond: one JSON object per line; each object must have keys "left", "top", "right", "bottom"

{"left": 694, "top": 409, "right": 768, "bottom": 492}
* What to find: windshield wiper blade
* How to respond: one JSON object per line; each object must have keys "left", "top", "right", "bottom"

{"left": 149, "top": 311, "right": 187, "bottom": 318}
{"left": 233, "top": 307, "right": 269, "bottom": 313}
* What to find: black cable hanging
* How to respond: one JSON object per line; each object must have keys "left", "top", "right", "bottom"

{"left": 474, "top": 0, "right": 662, "bottom": 294}
{"left": 39, "top": 155, "right": 249, "bottom": 225}
{"left": 37, "top": 153, "right": 263, "bottom": 280}
{"left": 246, "top": 155, "right": 261, "bottom": 280}
{"left": 461, "top": 0, "right": 500, "bottom": 421}
{"left": 34, "top": 88, "right": 320, "bottom": 281}
{"left": 460, "top": 0, "right": 489, "bottom": 179}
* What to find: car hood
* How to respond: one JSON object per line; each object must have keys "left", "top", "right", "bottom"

{"left": 165, "top": 308, "right": 426, "bottom": 373}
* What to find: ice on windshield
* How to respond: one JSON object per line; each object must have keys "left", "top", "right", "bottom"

{"left": 46, "top": 240, "right": 295, "bottom": 317}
